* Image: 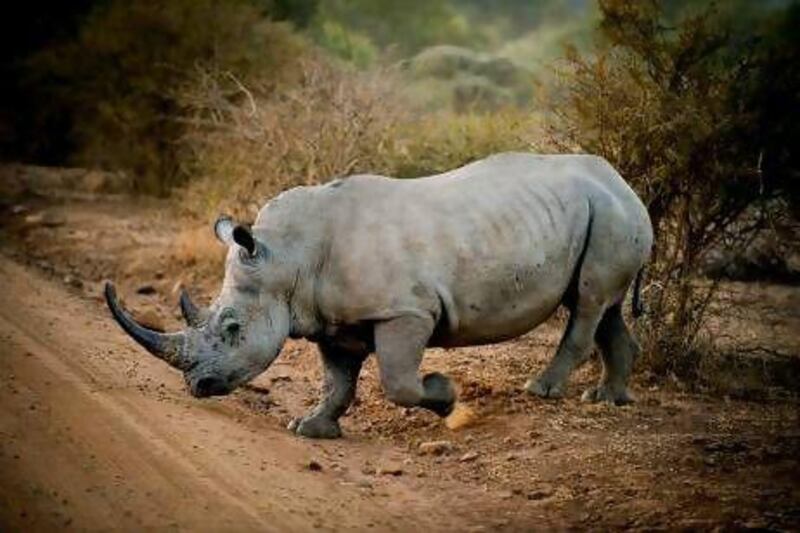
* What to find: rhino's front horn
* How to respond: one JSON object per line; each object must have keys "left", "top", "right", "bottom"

{"left": 104, "top": 282, "right": 190, "bottom": 371}
{"left": 179, "top": 288, "right": 206, "bottom": 327}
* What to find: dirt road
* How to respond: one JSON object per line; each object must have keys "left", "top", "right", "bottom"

{"left": 0, "top": 255, "right": 492, "bottom": 531}
{"left": 1, "top": 190, "right": 799, "bottom": 531}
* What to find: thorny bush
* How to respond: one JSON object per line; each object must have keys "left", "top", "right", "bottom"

{"left": 546, "top": 0, "right": 799, "bottom": 382}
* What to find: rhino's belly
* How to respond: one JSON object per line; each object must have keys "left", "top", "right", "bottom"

{"left": 429, "top": 261, "right": 572, "bottom": 348}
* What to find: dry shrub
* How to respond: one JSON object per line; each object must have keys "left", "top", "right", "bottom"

{"left": 179, "top": 57, "right": 403, "bottom": 220}
{"left": 545, "top": 0, "right": 794, "bottom": 383}
{"left": 179, "top": 55, "right": 542, "bottom": 221}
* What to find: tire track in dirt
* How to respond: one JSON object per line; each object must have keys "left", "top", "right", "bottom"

{"left": 0, "top": 255, "right": 476, "bottom": 531}
{"left": 0, "top": 312, "right": 287, "bottom": 530}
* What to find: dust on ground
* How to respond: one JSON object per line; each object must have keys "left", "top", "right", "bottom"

{"left": 1, "top": 177, "right": 798, "bottom": 531}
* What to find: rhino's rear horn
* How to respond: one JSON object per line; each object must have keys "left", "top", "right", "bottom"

{"left": 179, "top": 288, "right": 206, "bottom": 327}
{"left": 105, "top": 282, "right": 190, "bottom": 371}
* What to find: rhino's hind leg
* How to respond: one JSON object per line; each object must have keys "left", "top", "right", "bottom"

{"left": 526, "top": 298, "right": 604, "bottom": 399}
{"left": 582, "top": 303, "right": 638, "bottom": 405}
{"left": 289, "top": 341, "right": 367, "bottom": 439}
{"left": 374, "top": 316, "right": 456, "bottom": 417}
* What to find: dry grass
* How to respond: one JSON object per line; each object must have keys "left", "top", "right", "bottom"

{"left": 385, "top": 109, "right": 546, "bottom": 178}
{"left": 171, "top": 226, "right": 226, "bottom": 279}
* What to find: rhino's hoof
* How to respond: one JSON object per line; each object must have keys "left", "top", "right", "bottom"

{"left": 288, "top": 416, "right": 342, "bottom": 439}
{"left": 525, "top": 376, "right": 564, "bottom": 399}
{"left": 581, "top": 385, "right": 634, "bottom": 406}
{"left": 420, "top": 372, "right": 456, "bottom": 417}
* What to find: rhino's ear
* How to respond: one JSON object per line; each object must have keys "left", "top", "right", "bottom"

{"left": 214, "top": 215, "right": 262, "bottom": 257}
{"left": 214, "top": 215, "right": 235, "bottom": 244}
{"left": 232, "top": 225, "right": 256, "bottom": 256}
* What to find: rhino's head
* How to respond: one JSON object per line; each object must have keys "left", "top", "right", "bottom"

{"left": 105, "top": 216, "right": 293, "bottom": 398}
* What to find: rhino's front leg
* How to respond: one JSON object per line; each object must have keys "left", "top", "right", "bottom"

{"left": 374, "top": 315, "right": 456, "bottom": 417}
{"left": 289, "top": 341, "right": 367, "bottom": 439}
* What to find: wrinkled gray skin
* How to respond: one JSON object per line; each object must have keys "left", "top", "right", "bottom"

{"left": 107, "top": 153, "right": 653, "bottom": 439}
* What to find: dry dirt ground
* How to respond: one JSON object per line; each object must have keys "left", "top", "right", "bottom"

{"left": 1, "top": 180, "right": 799, "bottom": 531}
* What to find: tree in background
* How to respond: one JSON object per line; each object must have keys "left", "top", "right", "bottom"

{"left": 547, "top": 0, "right": 799, "bottom": 380}
{"left": 0, "top": 0, "right": 97, "bottom": 163}
{"left": 18, "top": 0, "right": 304, "bottom": 194}
{"left": 311, "top": 0, "right": 473, "bottom": 61}
{"left": 264, "top": 0, "right": 321, "bottom": 28}
{"left": 453, "top": 0, "right": 591, "bottom": 43}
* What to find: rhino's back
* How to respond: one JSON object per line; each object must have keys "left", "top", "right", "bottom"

{"left": 264, "top": 153, "right": 648, "bottom": 346}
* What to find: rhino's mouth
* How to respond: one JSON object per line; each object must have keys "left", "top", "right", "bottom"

{"left": 190, "top": 376, "right": 231, "bottom": 398}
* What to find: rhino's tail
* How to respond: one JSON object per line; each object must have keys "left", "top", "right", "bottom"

{"left": 631, "top": 267, "right": 646, "bottom": 318}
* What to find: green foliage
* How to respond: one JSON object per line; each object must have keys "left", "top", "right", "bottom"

{"left": 313, "top": 19, "right": 377, "bottom": 67}
{"left": 312, "top": 0, "right": 473, "bottom": 58}
{"left": 454, "top": 0, "right": 593, "bottom": 46}
{"left": 546, "top": 0, "right": 799, "bottom": 381}
{"left": 29, "top": 0, "right": 305, "bottom": 195}
{"left": 400, "top": 45, "right": 534, "bottom": 112}
{"left": 262, "top": 0, "right": 321, "bottom": 28}
{"left": 498, "top": 16, "right": 595, "bottom": 72}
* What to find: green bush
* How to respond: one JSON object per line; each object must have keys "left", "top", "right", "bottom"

{"left": 400, "top": 45, "right": 534, "bottom": 112}
{"left": 311, "top": 0, "right": 473, "bottom": 58}
{"left": 313, "top": 19, "right": 377, "bottom": 68}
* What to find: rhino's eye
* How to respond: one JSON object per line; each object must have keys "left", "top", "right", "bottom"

{"left": 217, "top": 308, "right": 242, "bottom": 345}
{"left": 221, "top": 321, "right": 241, "bottom": 346}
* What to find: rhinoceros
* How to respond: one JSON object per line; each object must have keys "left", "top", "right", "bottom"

{"left": 106, "top": 153, "right": 653, "bottom": 438}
